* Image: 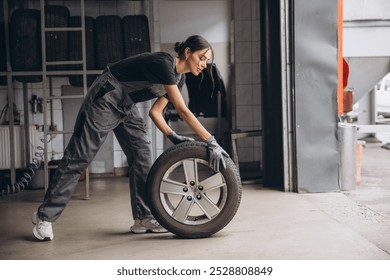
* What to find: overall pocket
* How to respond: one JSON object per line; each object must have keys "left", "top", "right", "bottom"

{"left": 93, "top": 81, "right": 115, "bottom": 102}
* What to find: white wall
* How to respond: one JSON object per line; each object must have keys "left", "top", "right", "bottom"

{"left": 159, "top": 1, "right": 230, "bottom": 43}
{"left": 231, "top": 0, "right": 261, "bottom": 164}
{"left": 157, "top": 0, "right": 231, "bottom": 103}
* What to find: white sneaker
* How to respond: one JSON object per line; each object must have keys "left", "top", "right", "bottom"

{"left": 32, "top": 212, "right": 53, "bottom": 241}
{"left": 130, "top": 218, "right": 168, "bottom": 234}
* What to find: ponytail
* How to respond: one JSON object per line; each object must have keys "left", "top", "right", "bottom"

{"left": 174, "top": 41, "right": 186, "bottom": 55}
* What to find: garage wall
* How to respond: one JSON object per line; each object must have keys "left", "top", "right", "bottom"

{"left": 232, "top": 0, "right": 262, "bottom": 164}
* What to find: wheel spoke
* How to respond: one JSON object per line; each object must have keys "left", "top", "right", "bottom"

{"left": 196, "top": 195, "right": 221, "bottom": 219}
{"left": 183, "top": 159, "right": 197, "bottom": 184}
{"left": 199, "top": 173, "right": 226, "bottom": 192}
{"left": 161, "top": 179, "right": 187, "bottom": 195}
{"left": 173, "top": 197, "right": 194, "bottom": 223}
{"left": 160, "top": 158, "right": 230, "bottom": 225}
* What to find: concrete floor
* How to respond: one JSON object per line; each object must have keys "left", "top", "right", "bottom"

{"left": 0, "top": 143, "right": 389, "bottom": 260}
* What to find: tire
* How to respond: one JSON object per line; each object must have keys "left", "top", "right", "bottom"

{"left": 147, "top": 141, "right": 242, "bottom": 238}
{"left": 45, "top": 5, "right": 70, "bottom": 70}
{"left": 123, "top": 15, "right": 151, "bottom": 57}
{"left": 0, "top": 21, "right": 7, "bottom": 85}
{"left": 95, "top": 15, "right": 124, "bottom": 69}
{"left": 10, "top": 9, "right": 42, "bottom": 83}
{"left": 45, "top": 5, "right": 70, "bottom": 72}
{"left": 68, "top": 16, "right": 97, "bottom": 87}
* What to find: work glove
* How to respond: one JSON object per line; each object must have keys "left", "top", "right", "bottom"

{"left": 167, "top": 131, "right": 195, "bottom": 145}
{"left": 207, "top": 136, "right": 229, "bottom": 172}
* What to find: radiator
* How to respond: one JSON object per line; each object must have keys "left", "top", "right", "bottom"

{"left": 0, "top": 125, "right": 36, "bottom": 169}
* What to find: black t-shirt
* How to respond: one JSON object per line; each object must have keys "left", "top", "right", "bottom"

{"left": 109, "top": 52, "right": 185, "bottom": 102}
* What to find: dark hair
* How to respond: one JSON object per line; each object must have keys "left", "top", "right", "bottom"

{"left": 174, "top": 35, "right": 214, "bottom": 61}
{"left": 175, "top": 35, "right": 216, "bottom": 97}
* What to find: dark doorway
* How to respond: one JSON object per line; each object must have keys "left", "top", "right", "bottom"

{"left": 260, "top": 0, "right": 285, "bottom": 190}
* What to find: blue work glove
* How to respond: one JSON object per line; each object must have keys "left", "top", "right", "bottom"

{"left": 207, "top": 136, "right": 229, "bottom": 172}
{"left": 167, "top": 131, "right": 195, "bottom": 145}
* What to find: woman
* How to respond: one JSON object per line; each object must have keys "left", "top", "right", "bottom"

{"left": 32, "top": 35, "right": 229, "bottom": 241}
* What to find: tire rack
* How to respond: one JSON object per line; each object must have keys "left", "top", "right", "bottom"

{"left": 1, "top": 0, "right": 102, "bottom": 199}
{"left": 40, "top": 0, "right": 97, "bottom": 199}
{"left": 2, "top": 0, "right": 16, "bottom": 187}
{"left": 1, "top": 0, "right": 154, "bottom": 198}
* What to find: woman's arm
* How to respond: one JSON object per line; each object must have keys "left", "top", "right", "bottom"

{"left": 150, "top": 84, "right": 227, "bottom": 171}
{"left": 163, "top": 84, "right": 211, "bottom": 141}
{"left": 149, "top": 96, "right": 173, "bottom": 135}
{"left": 149, "top": 89, "right": 211, "bottom": 140}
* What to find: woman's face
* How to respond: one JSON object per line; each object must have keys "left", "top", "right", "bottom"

{"left": 186, "top": 48, "right": 212, "bottom": 76}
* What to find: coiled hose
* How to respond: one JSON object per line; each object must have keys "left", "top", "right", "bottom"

{"left": 1, "top": 144, "right": 44, "bottom": 196}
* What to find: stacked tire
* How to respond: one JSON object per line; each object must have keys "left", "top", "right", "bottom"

{"left": 95, "top": 15, "right": 124, "bottom": 70}
{"left": 44, "top": 5, "right": 70, "bottom": 72}
{"left": 68, "top": 16, "right": 96, "bottom": 87}
{"left": 6, "top": 7, "right": 152, "bottom": 85}
{"left": 123, "top": 15, "right": 151, "bottom": 57}
{"left": 0, "top": 22, "right": 7, "bottom": 85}
{"left": 9, "top": 9, "right": 42, "bottom": 83}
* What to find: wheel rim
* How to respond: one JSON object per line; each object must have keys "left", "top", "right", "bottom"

{"left": 159, "top": 158, "right": 228, "bottom": 225}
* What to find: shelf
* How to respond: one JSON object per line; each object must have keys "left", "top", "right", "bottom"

{"left": 48, "top": 130, "right": 74, "bottom": 135}
{"left": 0, "top": 70, "right": 103, "bottom": 77}
{"left": 44, "top": 27, "right": 83, "bottom": 32}
{"left": 1, "top": 0, "right": 152, "bottom": 198}
{"left": 48, "top": 95, "right": 85, "bottom": 100}
{"left": 1, "top": 0, "right": 91, "bottom": 199}
{"left": 45, "top": 60, "right": 84, "bottom": 66}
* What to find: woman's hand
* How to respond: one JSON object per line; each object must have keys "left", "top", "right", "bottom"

{"left": 167, "top": 131, "right": 195, "bottom": 145}
{"left": 164, "top": 84, "right": 211, "bottom": 141}
{"left": 207, "top": 136, "right": 229, "bottom": 172}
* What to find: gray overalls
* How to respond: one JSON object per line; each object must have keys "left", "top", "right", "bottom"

{"left": 38, "top": 66, "right": 169, "bottom": 222}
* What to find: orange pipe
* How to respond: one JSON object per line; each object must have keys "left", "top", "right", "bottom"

{"left": 338, "top": 0, "right": 344, "bottom": 115}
